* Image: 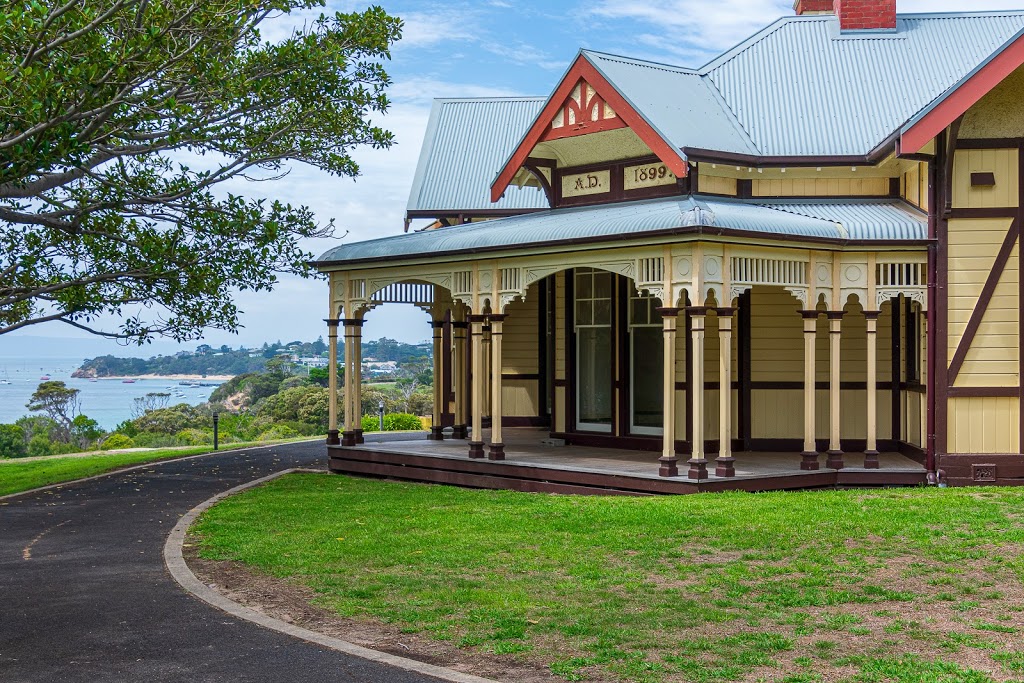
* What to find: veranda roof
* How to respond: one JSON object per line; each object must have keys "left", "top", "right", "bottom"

{"left": 316, "top": 196, "right": 928, "bottom": 267}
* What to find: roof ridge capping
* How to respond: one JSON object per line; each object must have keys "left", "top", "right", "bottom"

{"left": 433, "top": 96, "right": 547, "bottom": 103}
{"left": 580, "top": 49, "right": 698, "bottom": 74}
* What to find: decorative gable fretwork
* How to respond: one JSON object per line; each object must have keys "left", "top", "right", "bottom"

{"left": 542, "top": 78, "right": 625, "bottom": 142}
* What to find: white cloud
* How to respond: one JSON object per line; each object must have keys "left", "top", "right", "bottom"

{"left": 588, "top": 0, "right": 792, "bottom": 66}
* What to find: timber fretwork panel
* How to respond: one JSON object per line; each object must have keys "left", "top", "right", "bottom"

{"left": 543, "top": 79, "right": 625, "bottom": 142}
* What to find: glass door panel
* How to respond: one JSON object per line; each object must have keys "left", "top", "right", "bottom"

{"left": 629, "top": 295, "right": 663, "bottom": 435}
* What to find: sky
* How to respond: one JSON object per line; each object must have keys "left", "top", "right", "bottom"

{"left": 5, "top": 0, "right": 1024, "bottom": 359}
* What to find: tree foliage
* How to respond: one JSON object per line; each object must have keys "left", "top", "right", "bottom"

{"left": 26, "top": 380, "right": 81, "bottom": 440}
{"left": 0, "top": 1, "right": 402, "bottom": 342}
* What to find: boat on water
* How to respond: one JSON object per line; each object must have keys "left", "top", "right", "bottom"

{"left": 122, "top": 379, "right": 136, "bottom": 384}
{"left": 40, "top": 375, "right": 50, "bottom": 380}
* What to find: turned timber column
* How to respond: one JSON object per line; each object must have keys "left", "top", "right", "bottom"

{"left": 353, "top": 320, "right": 364, "bottom": 444}
{"left": 488, "top": 315, "right": 507, "bottom": 460}
{"left": 467, "top": 315, "right": 487, "bottom": 458}
{"left": 687, "top": 307, "right": 708, "bottom": 480}
{"left": 656, "top": 308, "right": 680, "bottom": 477}
{"left": 452, "top": 320, "right": 469, "bottom": 439}
{"left": 429, "top": 319, "right": 445, "bottom": 440}
{"left": 864, "top": 311, "right": 881, "bottom": 468}
{"left": 325, "top": 318, "right": 340, "bottom": 445}
{"left": 341, "top": 320, "right": 358, "bottom": 447}
{"left": 826, "top": 312, "right": 844, "bottom": 469}
{"left": 482, "top": 324, "right": 492, "bottom": 422}
{"left": 716, "top": 308, "right": 736, "bottom": 477}
{"left": 800, "top": 311, "right": 820, "bottom": 470}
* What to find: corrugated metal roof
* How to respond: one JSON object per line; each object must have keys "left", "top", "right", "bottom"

{"left": 754, "top": 199, "right": 927, "bottom": 240}
{"left": 702, "top": 12, "right": 1024, "bottom": 156}
{"left": 572, "top": 11, "right": 1024, "bottom": 159}
{"left": 317, "top": 196, "right": 926, "bottom": 265}
{"left": 406, "top": 97, "right": 549, "bottom": 213}
{"left": 584, "top": 53, "right": 758, "bottom": 157}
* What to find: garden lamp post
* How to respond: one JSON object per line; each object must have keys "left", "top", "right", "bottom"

{"left": 378, "top": 400, "right": 385, "bottom": 432}
{"left": 212, "top": 412, "right": 219, "bottom": 451}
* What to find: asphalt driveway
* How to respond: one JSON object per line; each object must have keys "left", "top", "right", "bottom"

{"left": 0, "top": 442, "right": 449, "bottom": 682}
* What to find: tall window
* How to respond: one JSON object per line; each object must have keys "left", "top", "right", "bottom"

{"left": 629, "top": 293, "right": 663, "bottom": 434}
{"left": 575, "top": 269, "right": 613, "bottom": 431}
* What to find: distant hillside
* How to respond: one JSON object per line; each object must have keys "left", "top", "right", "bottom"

{"left": 71, "top": 337, "right": 431, "bottom": 378}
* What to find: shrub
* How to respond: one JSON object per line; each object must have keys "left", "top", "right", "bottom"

{"left": 132, "top": 403, "right": 210, "bottom": 434}
{"left": 257, "top": 425, "right": 298, "bottom": 441}
{"left": 361, "top": 414, "right": 381, "bottom": 433}
{"left": 0, "top": 424, "right": 27, "bottom": 458}
{"left": 101, "top": 433, "right": 135, "bottom": 450}
{"left": 176, "top": 428, "right": 212, "bottom": 446}
{"left": 27, "top": 433, "right": 52, "bottom": 457}
{"left": 383, "top": 413, "right": 424, "bottom": 431}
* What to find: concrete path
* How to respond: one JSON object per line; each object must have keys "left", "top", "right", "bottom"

{"left": 0, "top": 442, "right": 452, "bottom": 682}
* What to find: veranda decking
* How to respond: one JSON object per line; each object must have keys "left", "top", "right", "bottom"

{"left": 327, "top": 428, "right": 927, "bottom": 496}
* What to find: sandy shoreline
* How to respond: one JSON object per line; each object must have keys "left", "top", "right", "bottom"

{"left": 87, "top": 374, "right": 234, "bottom": 381}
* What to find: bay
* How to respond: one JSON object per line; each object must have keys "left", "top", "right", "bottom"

{"left": 0, "top": 356, "right": 225, "bottom": 430}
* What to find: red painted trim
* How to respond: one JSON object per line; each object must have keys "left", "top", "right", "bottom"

{"left": 901, "top": 32, "right": 1024, "bottom": 153}
{"left": 490, "top": 55, "right": 688, "bottom": 203}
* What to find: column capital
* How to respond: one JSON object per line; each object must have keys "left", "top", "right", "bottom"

{"left": 340, "top": 318, "right": 364, "bottom": 327}
{"left": 324, "top": 318, "right": 340, "bottom": 327}
{"left": 714, "top": 307, "right": 736, "bottom": 317}
{"left": 863, "top": 310, "right": 882, "bottom": 320}
{"left": 488, "top": 314, "right": 507, "bottom": 323}
{"left": 430, "top": 320, "right": 446, "bottom": 329}
{"left": 825, "top": 311, "right": 845, "bottom": 320}
{"left": 452, "top": 321, "right": 469, "bottom": 329}
{"left": 655, "top": 307, "right": 681, "bottom": 317}
{"left": 799, "top": 310, "right": 821, "bottom": 320}
{"left": 466, "top": 314, "right": 488, "bottom": 324}
{"left": 685, "top": 306, "right": 708, "bottom": 316}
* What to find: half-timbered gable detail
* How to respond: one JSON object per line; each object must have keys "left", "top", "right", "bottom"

{"left": 543, "top": 79, "right": 624, "bottom": 141}
{"left": 316, "top": 5, "right": 1024, "bottom": 493}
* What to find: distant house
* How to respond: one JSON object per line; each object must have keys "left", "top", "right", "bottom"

{"left": 314, "top": 1, "right": 1024, "bottom": 489}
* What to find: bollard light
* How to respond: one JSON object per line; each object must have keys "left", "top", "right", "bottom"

{"left": 378, "top": 400, "right": 385, "bottom": 432}
{"left": 213, "top": 412, "right": 219, "bottom": 451}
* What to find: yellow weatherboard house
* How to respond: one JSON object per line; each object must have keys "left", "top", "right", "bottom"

{"left": 314, "top": 1, "right": 1024, "bottom": 492}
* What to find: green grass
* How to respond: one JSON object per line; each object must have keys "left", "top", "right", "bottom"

{"left": 193, "top": 475, "right": 1024, "bottom": 682}
{"left": 0, "top": 437, "right": 319, "bottom": 497}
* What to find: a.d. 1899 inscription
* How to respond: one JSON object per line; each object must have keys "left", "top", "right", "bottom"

{"left": 561, "top": 169, "right": 611, "bottom": 198}
{"left": 624, "top": 163, "right": 675, "bottom": 191}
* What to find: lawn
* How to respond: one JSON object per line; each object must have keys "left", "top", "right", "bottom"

{"left": 192, "top": 474, "right": 1024, "bottom": 682}
{"left": 0, "top": 437, "right": 319, "bottom": 497}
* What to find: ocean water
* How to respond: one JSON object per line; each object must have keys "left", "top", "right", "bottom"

{"left": 0, "top": 357, "right": 224, "bottom": 430}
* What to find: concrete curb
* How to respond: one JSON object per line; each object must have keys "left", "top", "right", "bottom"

{"left": 163, "top": 469, "right": 502, "bottom": 683}
{"left": 0, "top": 440, "right": 321, "bottom": 502}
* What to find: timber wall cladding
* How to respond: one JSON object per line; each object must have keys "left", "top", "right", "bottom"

{"left": 752, "top": 177, "right": 890, "bottom": 198}
{"left": 501, "top": 293, "right": 540, "bottom": 417}
{"left": 901, "top": 161, "right": 930, "bottom": 211}
{"left": 945, "top": 146, "right": 1022, "bottom": 457}
{"left": 747, "top": 288, "right": 895, "bottom": 441}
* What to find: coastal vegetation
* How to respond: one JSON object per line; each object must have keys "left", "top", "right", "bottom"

{"left": 0, "top": 339, "right": 434, "bottom": 459}
{"left": 195, "top": 474, "right": 1024, "bottom": 683}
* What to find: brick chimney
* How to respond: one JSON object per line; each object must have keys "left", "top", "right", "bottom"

{"left": 794, "top": 0, "right": 897, "bottom": 31}
{"left": 793, "top": 0, "right": 834, "bottom": 15}
{"left": 834, "top": 0, "right": 896, "bottom": 30}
